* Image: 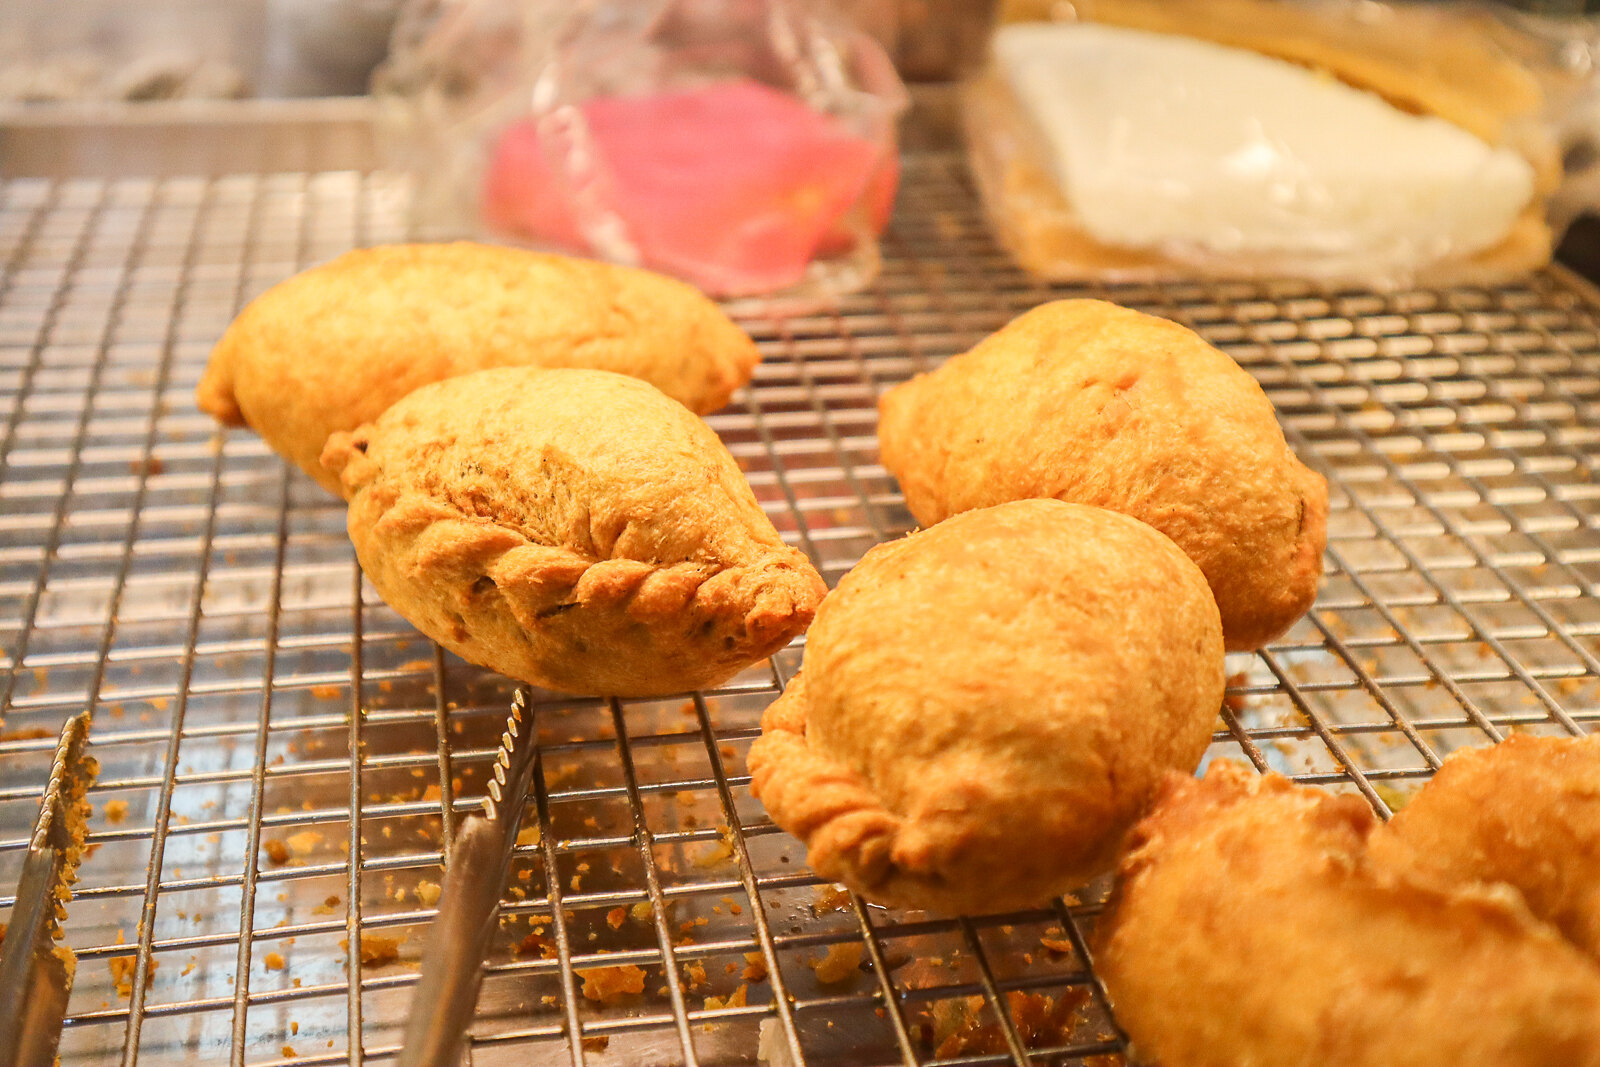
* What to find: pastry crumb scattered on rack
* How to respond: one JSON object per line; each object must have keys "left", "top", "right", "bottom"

{"left": 0, "top": 155, "right": 1596, "bottom": 1065}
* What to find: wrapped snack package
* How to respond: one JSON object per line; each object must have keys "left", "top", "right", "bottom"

{"left": 377, "top": 0, "right": 906, "bottom": 298}
{"left": 967, "top": 0, "right": 1600, "bottom": 286}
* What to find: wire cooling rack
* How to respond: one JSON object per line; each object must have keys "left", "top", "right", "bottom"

{"left": 0, "top": 153, "right": 1597, "bottom": 1067}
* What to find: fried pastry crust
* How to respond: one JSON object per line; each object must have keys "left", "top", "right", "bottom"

{"left": 748, "top": 500, "right": 1224, "bottom": 914}
{"left": 199, "top": 243, "right": 760, "bottom": 493}
{"left": 322, "top": 367, "right": 823, "bottom": 697}
{"left": 1369, "top": 732, "right": 1600, "bottom": 961}
{"left": 877, "top": 299, "right": 1327, "bottom": 650}
{"left": 1098, "top": 762, "right": 1600, "bottom": 1067}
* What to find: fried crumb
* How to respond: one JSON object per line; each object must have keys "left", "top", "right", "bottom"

{"left": 341, "top": 934, "right": 402, "bottom": 966}
{"left": 578, "top": 964, "right": 646, "bottom": 1002}
{"left": 1039, "top": 937, "right": 1074, "bottom": 955}
{"left": 281, "top": 1045, "right": 296, "bottom": 1058}
{"left": 810, "top": 942, "right": 863, "bottom": 985}
{"left": 310, "top": 685, "right": 341, "bottom": 700}
{"left": 684, "top": 961, "right": 708, "bottom": 989}
{"left": 581, "top": 1036, "right": 610, "bottom": 1053}
{"left": 264, "top": 952, "right": 286, "bottom": 970}
{"left": 286, "top": 831, "right": 322, "bottom": 856}
{"left": 630, "top": 902, "right": 653, "bottom": 923}
{"left": 180, "top": 958, "right": 196, "bottom": 977}
{"left": 517, "top": 932, "right": 556, "bottom": 959}
{"left": 704, "top": 983, "right": 749, "bottom": 1011}
{"left": 812, "top": 884, "right": 851, "bottom": 913}
{"left": 291, "top": 1021, "right": 299, "bottom": 1035}
{"left": 416, "top": 880, "right": 442, "bottom": 907}
{"left": 108, "top": 953, "right": 156, "bottom": 998}
{"left": 313, "top": 895, "right": 341, "bottom": 916}
{"left": 742, "top": 952, "right": 768, "bottom": 982}
{"left": 541, "top": 995, "right": 558, "bottom": 1007}
{"left": 262, "top": 839, "right": 289, "bottom": 865}
{"left": 606, "top": 907, "right": 626, "bottom": 930}
{"left": 694, "top": 827, "right": 734, "bottom": 868}
{"left": 516, "top": 825, "right": 542, "bottom": 848}
{"left": 925, "top": 989, "right": 1090, "bottom": 1058}
{"left": 104, "top": 799, "right": 129, "bottom": 824}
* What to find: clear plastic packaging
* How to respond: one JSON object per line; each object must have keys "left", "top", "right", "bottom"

{"left": 376, "top": 0, "right": 907, "bottom": 299}
{"left": 965, "top": 0, "right": 1600, "bottom": 286}
{"left": 0, "top": 0, "right": 265, "bottom": 104}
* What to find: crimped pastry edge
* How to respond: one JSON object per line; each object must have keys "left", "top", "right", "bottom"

{"left": 321, "top": 424, "right": 824, "bottom": 697}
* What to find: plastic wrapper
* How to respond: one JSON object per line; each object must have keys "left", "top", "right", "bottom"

{"left": 0, "top": 0, "right": 262, "bottom": 103}
{"left": 965, "top": 0, "right": 1600, "bottom": 287}
{"left": 376, "top": 0, "right": 907, "bottom": 299}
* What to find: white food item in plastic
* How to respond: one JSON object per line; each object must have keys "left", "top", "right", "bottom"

{"left": 994, "top": 22, "right": 1536, "bottom": 269}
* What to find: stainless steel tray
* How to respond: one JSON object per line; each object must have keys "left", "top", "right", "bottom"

{"left": 0, "top": 152, "right": 1597, "bottom": 1067}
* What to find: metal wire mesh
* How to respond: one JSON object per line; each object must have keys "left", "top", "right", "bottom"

{"left": 0, "top": 153, "right": 1596, "bottom": 1067}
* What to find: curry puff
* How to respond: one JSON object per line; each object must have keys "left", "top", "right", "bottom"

{"left": 198, "top": 243, "right": 760, "bottom": 493}
{"left": 1097, "top": 762, "right": 1600, "bottom": 1067}
{"left": 878, "top": 299, "right": 1327, "bottom": 651}
{"left": 1370, "top": 733, "right": 1600, "bottom": 962}
{"left": 749, "top": 500, "right": 1224, "bottom": 915}
{"left": 321, "top": 367, "right": 824, "bottom": 697}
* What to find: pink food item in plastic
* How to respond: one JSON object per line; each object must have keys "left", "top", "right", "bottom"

{"left": 484, "top": 78, "right": 898, "bottom": 295}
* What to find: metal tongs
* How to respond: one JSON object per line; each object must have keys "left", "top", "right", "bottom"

{"left": 398, "top": 690, "right": 539, "bottom": 1067}
{"left": 0, "top": 711, "right": 97, "bottom": 1067}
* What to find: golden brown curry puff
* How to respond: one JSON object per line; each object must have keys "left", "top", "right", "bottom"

{"left": 878, "top": 299, "right": 1327, "bottom": 650}
{"left": 748, "top": 499, "right": 1224, "bottom": 914}
{"left": 1370, "top": 732, "right": 1600, "bottom": 961}
{"left": 322, "top": 367, "right": 824, "bottom": 697}
{"left": 199, "top": 243, "right": 760, "bottom": 493}
{"left": 1097, "top": 762, "right": 1600, "bottom": 1067}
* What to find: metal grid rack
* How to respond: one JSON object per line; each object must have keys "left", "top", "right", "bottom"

{"left": 0, "top": 152, "right": 1597, "bottom": 1067}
